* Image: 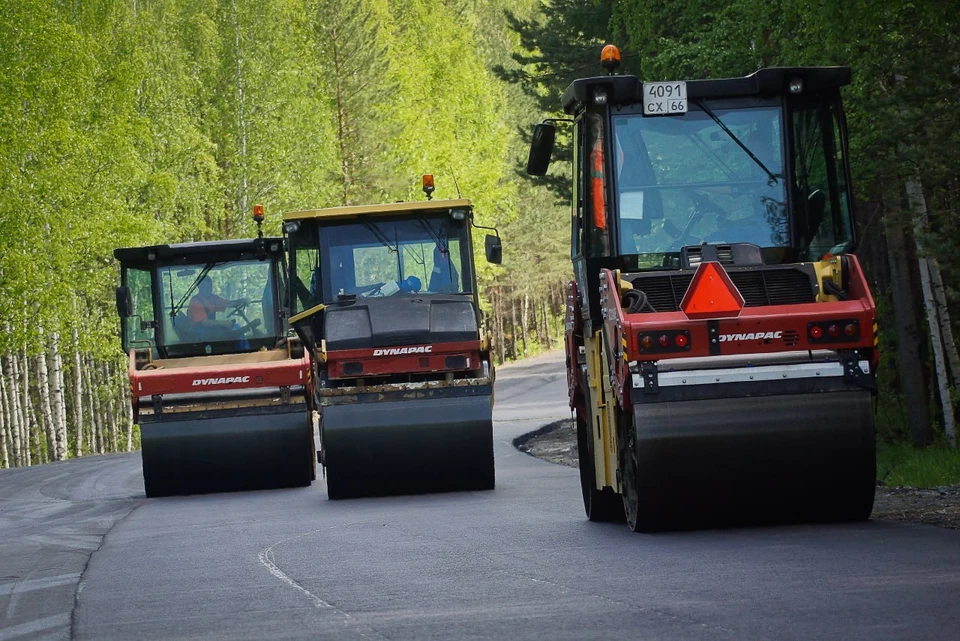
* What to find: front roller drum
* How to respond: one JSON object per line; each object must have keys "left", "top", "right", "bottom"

{"left": 321, "top": 394, "right": 495, "bottom": 499}
{"left": 140, "top": 410, "right": 314, "bottom": 497}
{"left": 620, "top": 390, "right": 876, "bottom": 531}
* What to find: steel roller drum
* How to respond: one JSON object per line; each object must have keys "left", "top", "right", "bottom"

{"left": 140, "top": 408, "right": 314, "bottom": 497}
{"left": 321, "top": 393, "right": 495, "bottom": 499}
{"left": 628, "top": 390, "right": 876, "bottom": 529}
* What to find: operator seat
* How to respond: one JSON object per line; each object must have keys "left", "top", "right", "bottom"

{"left": 428, "top": 246, "right": 459, "bottom": 293}
{"left": 172, "top": 312, "right": 195, "bottom": 342}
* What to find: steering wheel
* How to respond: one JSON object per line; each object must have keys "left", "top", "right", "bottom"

{"left": 228, "top": 298, "right": 250, "bottom": 318}
{"left": 667, "top": 190, "right": 733, "bottom": 246}
{"left": 356, "top": 282, "right": 386, "bottom": 297}
{"left": 236, "top": 318, "right": 262, "bottom": 335}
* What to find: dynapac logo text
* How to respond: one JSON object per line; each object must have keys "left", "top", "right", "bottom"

{"left": 719, "top": 331, "right": 782, "bottom": 342}
{"left": 192, "top": 376, "right": 251, "bottom": 386}
{"left": 372, "top": 346, "right": 433, "bottom": 356}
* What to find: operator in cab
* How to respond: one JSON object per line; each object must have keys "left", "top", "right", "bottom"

{"left": 188, "top": 276, "right": 248, "bottom": 341}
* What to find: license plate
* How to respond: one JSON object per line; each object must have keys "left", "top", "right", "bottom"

{"left": 643, "top": 81, "right": 687, "bottom": 116}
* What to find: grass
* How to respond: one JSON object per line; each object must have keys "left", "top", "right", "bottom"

{"left": 877, "top": 443, "right": 960, "bottom": 488}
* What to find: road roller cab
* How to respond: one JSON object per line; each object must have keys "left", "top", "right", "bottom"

{"left": 527, "top": 46, "right": 877, "bottom": 531}
{"left": 283, "top": 180, "right": 501, "bottom": 498}
{"left": 114, "top": 209, "right": 315, "bottom": 497}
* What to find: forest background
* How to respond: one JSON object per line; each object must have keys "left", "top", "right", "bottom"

{"left": 0, "top": 0, "right": 957, "bottom": 469}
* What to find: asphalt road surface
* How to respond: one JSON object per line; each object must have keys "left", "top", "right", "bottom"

{"left": 2, "top": 351, "right": 959, "bottom": 640}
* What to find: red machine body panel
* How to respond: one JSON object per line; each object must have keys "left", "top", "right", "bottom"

{"left": 325, "top": 340, "right": 483, "bottom": 380}
{"left": 597, "top": 256, "right": 877, "bottom": 408}
{"left": 129, "top": 351, "right": 311, "bottom": 398}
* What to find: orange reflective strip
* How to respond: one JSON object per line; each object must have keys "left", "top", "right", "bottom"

{"left": 590, "top": 141, "right": 606, "bottom": 230}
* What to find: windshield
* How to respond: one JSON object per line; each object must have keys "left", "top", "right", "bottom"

{"left": 612, "top": 105, "right": 788, "bottom": 265}
{"left": 157, "top": 259, "right": 279, "bottom": 356}
{"left": 291, "top": 216, "right": 469, "bottom": 309}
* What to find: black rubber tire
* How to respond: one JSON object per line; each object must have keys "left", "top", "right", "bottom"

{"left": 576, "top": 405, "right": 623, "bottom": 522}
{"left": 616, "top": 404, "right": 659, "bottom": 532}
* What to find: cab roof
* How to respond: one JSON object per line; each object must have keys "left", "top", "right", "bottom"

{"left": 113, "top": 238, "right": 284, "bottom": 268}
{"left": 283, "top": 199, "right": 473, "bottom": 222}
{"left": 562, "top": 66, "right": 851, "bottom": 114}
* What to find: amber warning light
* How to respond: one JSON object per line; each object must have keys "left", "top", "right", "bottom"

{"left": 422, "top": 174, "right": 435, "bottom": 200}
{"left": 680, "top": 262, "right": 744, "bottom": 319}
{"left": 601, "top": 44, "right": 621, "bottom": 72}
{"left": 253, "top": 204, "right": 264, "bottom": 223}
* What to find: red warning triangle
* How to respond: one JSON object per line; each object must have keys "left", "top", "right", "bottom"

{"left": 680, "top": 261, "right": 744, "bottom": 319}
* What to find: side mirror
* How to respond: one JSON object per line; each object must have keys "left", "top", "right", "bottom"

{"left": 115, "top": 286, "right": 132, "bottom": 318}
{"left": 485, "top": 234, "right": 502, "bottom": 265}
{"left": 525, "top": 122, "right": 556, "bottom": 176}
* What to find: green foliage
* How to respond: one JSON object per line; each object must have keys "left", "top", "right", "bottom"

{"left": 0, "top": 0, "right": 573, "bottom": 373}
{"left": 878, "top": 443, "right": 960, "bottom": 488}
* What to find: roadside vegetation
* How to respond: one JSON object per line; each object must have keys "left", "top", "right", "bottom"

{"left": 0, "top": 0, "right": 566, "bottom": 468}
{"left": 878, "top": 444, "right": 960, "bottom": 488}
{"left": 1, "top": 0, "right": 957, "bottom": 471}
{"left": 500, "top": 0, "right": 960, "bottom": 458}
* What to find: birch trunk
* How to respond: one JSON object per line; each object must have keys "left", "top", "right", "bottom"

{"left": 31, "top": 406, "right": 43, "bottom": 465}
{"left": 520, "top": 294, "right": 529, "bottom": 356}
{"left": 83, "top": 355, "right": 96, "bottom": 454}
{"left": 50, "top": 333, "right": 68, "bottom": 460}
{"left": 36, "top": 351, "right": 58, "bottom": 462}
{"left": 124, "top": 375, "right": 134, "bottom": 452}
{"left": 102, "top": 363, "right": 118, "bottom": 452}
{"left": 27, "top": 361, "right": 46, "bottom": 464}
{"left": 87, "top": 356, "right": 97, "bottom": 454}
{"left": 93, "top": 360, "right": 105, "bottom": 455}
{"left": 17, "top": 351, "right": 31, "bottom": 466}
{"left": 495, "top": 288, "right": 505, "bottom": 364}
{"left": 509, "top": 297, "right": 518, "bottom": 361}
{"left": 73, "top": 332, "right": 84, "bottom": 457}
{"left": 906, "top": 179, "right": 956, "bottom": 446}
{"left": 541, "top": 300, "right": 552, "bottom": 350}
{"left": 2, "top": 355, "right": 23, "bottom": 466}
{"left": 0, "top": 373, "right": 9, "bottom": 468}
{"left": 928, "top": 260, "right": 960, "bottom": 388}
{"left": 109, "top": 401, "right": 119, "bottom": 453}
{"left": 21, "top": 362, "right": 42, "bottom": 465}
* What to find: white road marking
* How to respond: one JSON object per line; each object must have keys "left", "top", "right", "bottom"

{"left": 0, "top": 613, "right": 70, "bottom": 641}
{"left": 257, "top": 536, "right": 334, "bottom": 610}
{"left": 0, "top": 573, "right": 81, "bottom": 597}
{"left": 257, "top": 527, "right": 387, "bottom": 640}
{"left": 26, "top": 534, "right": 101, "bottom": 551}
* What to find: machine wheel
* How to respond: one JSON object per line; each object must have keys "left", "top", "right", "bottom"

{"left": 576, "top": 405, "right": 623, "bottom": 522}
{"left": 617, "top": 405, "right": 647, "bottom": 532}
{"left": 617, "top": 403, "right": 669, "bottom": 533}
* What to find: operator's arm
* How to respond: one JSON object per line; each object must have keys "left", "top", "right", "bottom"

{"left": 211, "top": 294, "right": 234, "bottom": 312}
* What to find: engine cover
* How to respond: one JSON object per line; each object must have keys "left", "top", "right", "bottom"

{"left": 323, "top": 295, "right": 479, "bottom": 351}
